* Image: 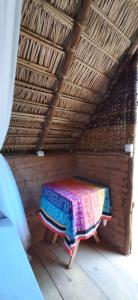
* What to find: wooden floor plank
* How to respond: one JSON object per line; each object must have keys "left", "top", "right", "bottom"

{"left": 94, "top": 242, "right": 138, "bottom": 286}
{"left": 76, "top": 240, "right": 138, "bottom": 300}
{"left": 34, "top": 241, "right": 107, "bottom": 300}
{"left": 31, "top": 251, "right": 62, "bottom": 300}
{"left": 30, "top": 239, "right": 138, "bottom": 300}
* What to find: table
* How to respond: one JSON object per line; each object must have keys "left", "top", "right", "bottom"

{"left": 39, "top": 177, "right": 112, "bottom": 267}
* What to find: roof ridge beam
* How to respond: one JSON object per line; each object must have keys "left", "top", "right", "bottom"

{"left": 37, "top": 0, "right": 92, "bottom": 149}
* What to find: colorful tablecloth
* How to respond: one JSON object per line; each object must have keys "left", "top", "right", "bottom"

{"left": 39, "top": 177, "right": 112, "bottom": 256}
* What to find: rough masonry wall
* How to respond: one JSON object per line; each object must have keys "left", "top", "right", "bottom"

{"left": 5, "top": 152, "right": 132, "bottom": 253}
{"left": 76, "top": 152, "right": 132, "bottom": 254}
{"left": 6, "top": 153, "right": 75, "bottom": 242}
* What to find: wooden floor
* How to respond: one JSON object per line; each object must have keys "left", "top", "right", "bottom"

{"left": 30, "top": 238, "right": 138, "bottom": 300}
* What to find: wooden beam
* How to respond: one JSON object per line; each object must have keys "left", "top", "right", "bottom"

{"left": 15, "top": 80, "right": 54, "bottom": 94}
{"left": 20, "top": 27, "right": 64, "bottom": 53}
{"left": 46, "top": 137, "right": 76, "bottom": 142}
{"left": 9, "top": 126, "right": 41, "bottom": 133}
{"left": 17, "top": 58, "right": 100, "bottom": 97}
{"left": 18, "top": 58, "right": 57, "bottom": 80}
{"left": 49, "top": 127, "right": 81, "bottom": 133}
{"left": 52, "top": 117, "right": 86, "bottom": 128}
{"left": 14, "top": 98, "right": 94, "bottom": 116}
{"left": 3, "top": 144, "right": 36, "bottom": 148}
{"left": 12, "top": 111, "right": 45, "bottom": 121}
{"left": 7, "top": 134, "right": 38, "bottom": 138}
{"left": 19, "top": 29, "right": 108, "bottom": 79}
{"left": 32, "top": 0, "right": 118, "bottom": 63}
{"left": 47, "top": 134, "right": 77, "bottom": 139}
{"left": 61, "top": 94, "right": 97, "bottom": 106}
{"left": 44, "top": 142, "right": 74, "bottom": 146}
{"left": 90, "top": 2, "right": 131, "bottom": 44}
{"left": 33, "top": 0, "right": 73, "bottom": 28}
{"left": 14, "top": 98, "right": 50, "bottom": 109}
{"left": 37, "top": 0, "right": 92, "bottom": 149}
{"left": 75, "top": 58, "right": 108, "bottom": 78}
{"left": 82, "top": 32, "right": 118, "bottom": 63}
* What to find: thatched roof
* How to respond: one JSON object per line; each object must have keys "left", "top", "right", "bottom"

{"left": 3, "top": 0, "right": 138, "bottom": 153}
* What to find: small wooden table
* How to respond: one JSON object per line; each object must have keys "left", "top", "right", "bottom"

{"left": 39, "top": 177, "right": 112, "bottom": 268}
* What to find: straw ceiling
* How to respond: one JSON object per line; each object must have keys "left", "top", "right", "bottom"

{"left": 3, "top": 0, "right": 138, "bottom": 153}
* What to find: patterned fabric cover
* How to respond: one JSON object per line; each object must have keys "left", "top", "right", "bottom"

{"left": 39, "top": 177, "right": 112, "bottom": 255}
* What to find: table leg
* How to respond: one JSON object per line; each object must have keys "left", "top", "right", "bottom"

{"left": 51, "top": 233, "right": 58, "bottom": 244}
{"left": 68, "top": 240, "right": 80, "bottom": 269}
{"left": 93, "top": 231, "right": 100, "bottom": 243}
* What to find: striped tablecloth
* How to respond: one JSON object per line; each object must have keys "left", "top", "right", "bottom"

{"left": 39, "top": 177, "right": 112, "bottom": 255}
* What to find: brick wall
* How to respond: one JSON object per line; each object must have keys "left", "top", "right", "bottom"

{"left": 75, "top": 152, "right": 132, "bottom": 254}
{"left": 5, "top": 152, "right": 132, "bottom": 253}
{"left": 6, "top": 153, "right": 76, "bottom": 243}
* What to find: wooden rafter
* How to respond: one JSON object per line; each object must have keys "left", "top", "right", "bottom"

{"left": 12, "top": 111, "right": 45, "bottom": 121}
{"left": 18, "top": 58, "right": 57, "bottom": 80}
{"left": 9, "top": 126, "right": 41, "bottom": 133}
{"left": 75, "top": 58, "right": 108, "bottom": 78}
{"left": 15, "top": 80, "right": 54, "bottom": 94}
{"left": 37, "top": 0, "right": 92, "bottom": 149}
{"left": 90, "top": 3, "right": 131, "bottom": 44}
{"left": 20, "top": 27, "right": 64, "bottom": 52}
{"left": 18, "top": 56, "right": 103, "bottom": 97}
{"left": 19, "top": 30, "right": 109, "bottom": 79}
{"left": 13, "top": 98, "right": 94, "bottom": 116}
{"left": 31, "top": 0, "right": 122, "bottom": 63}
